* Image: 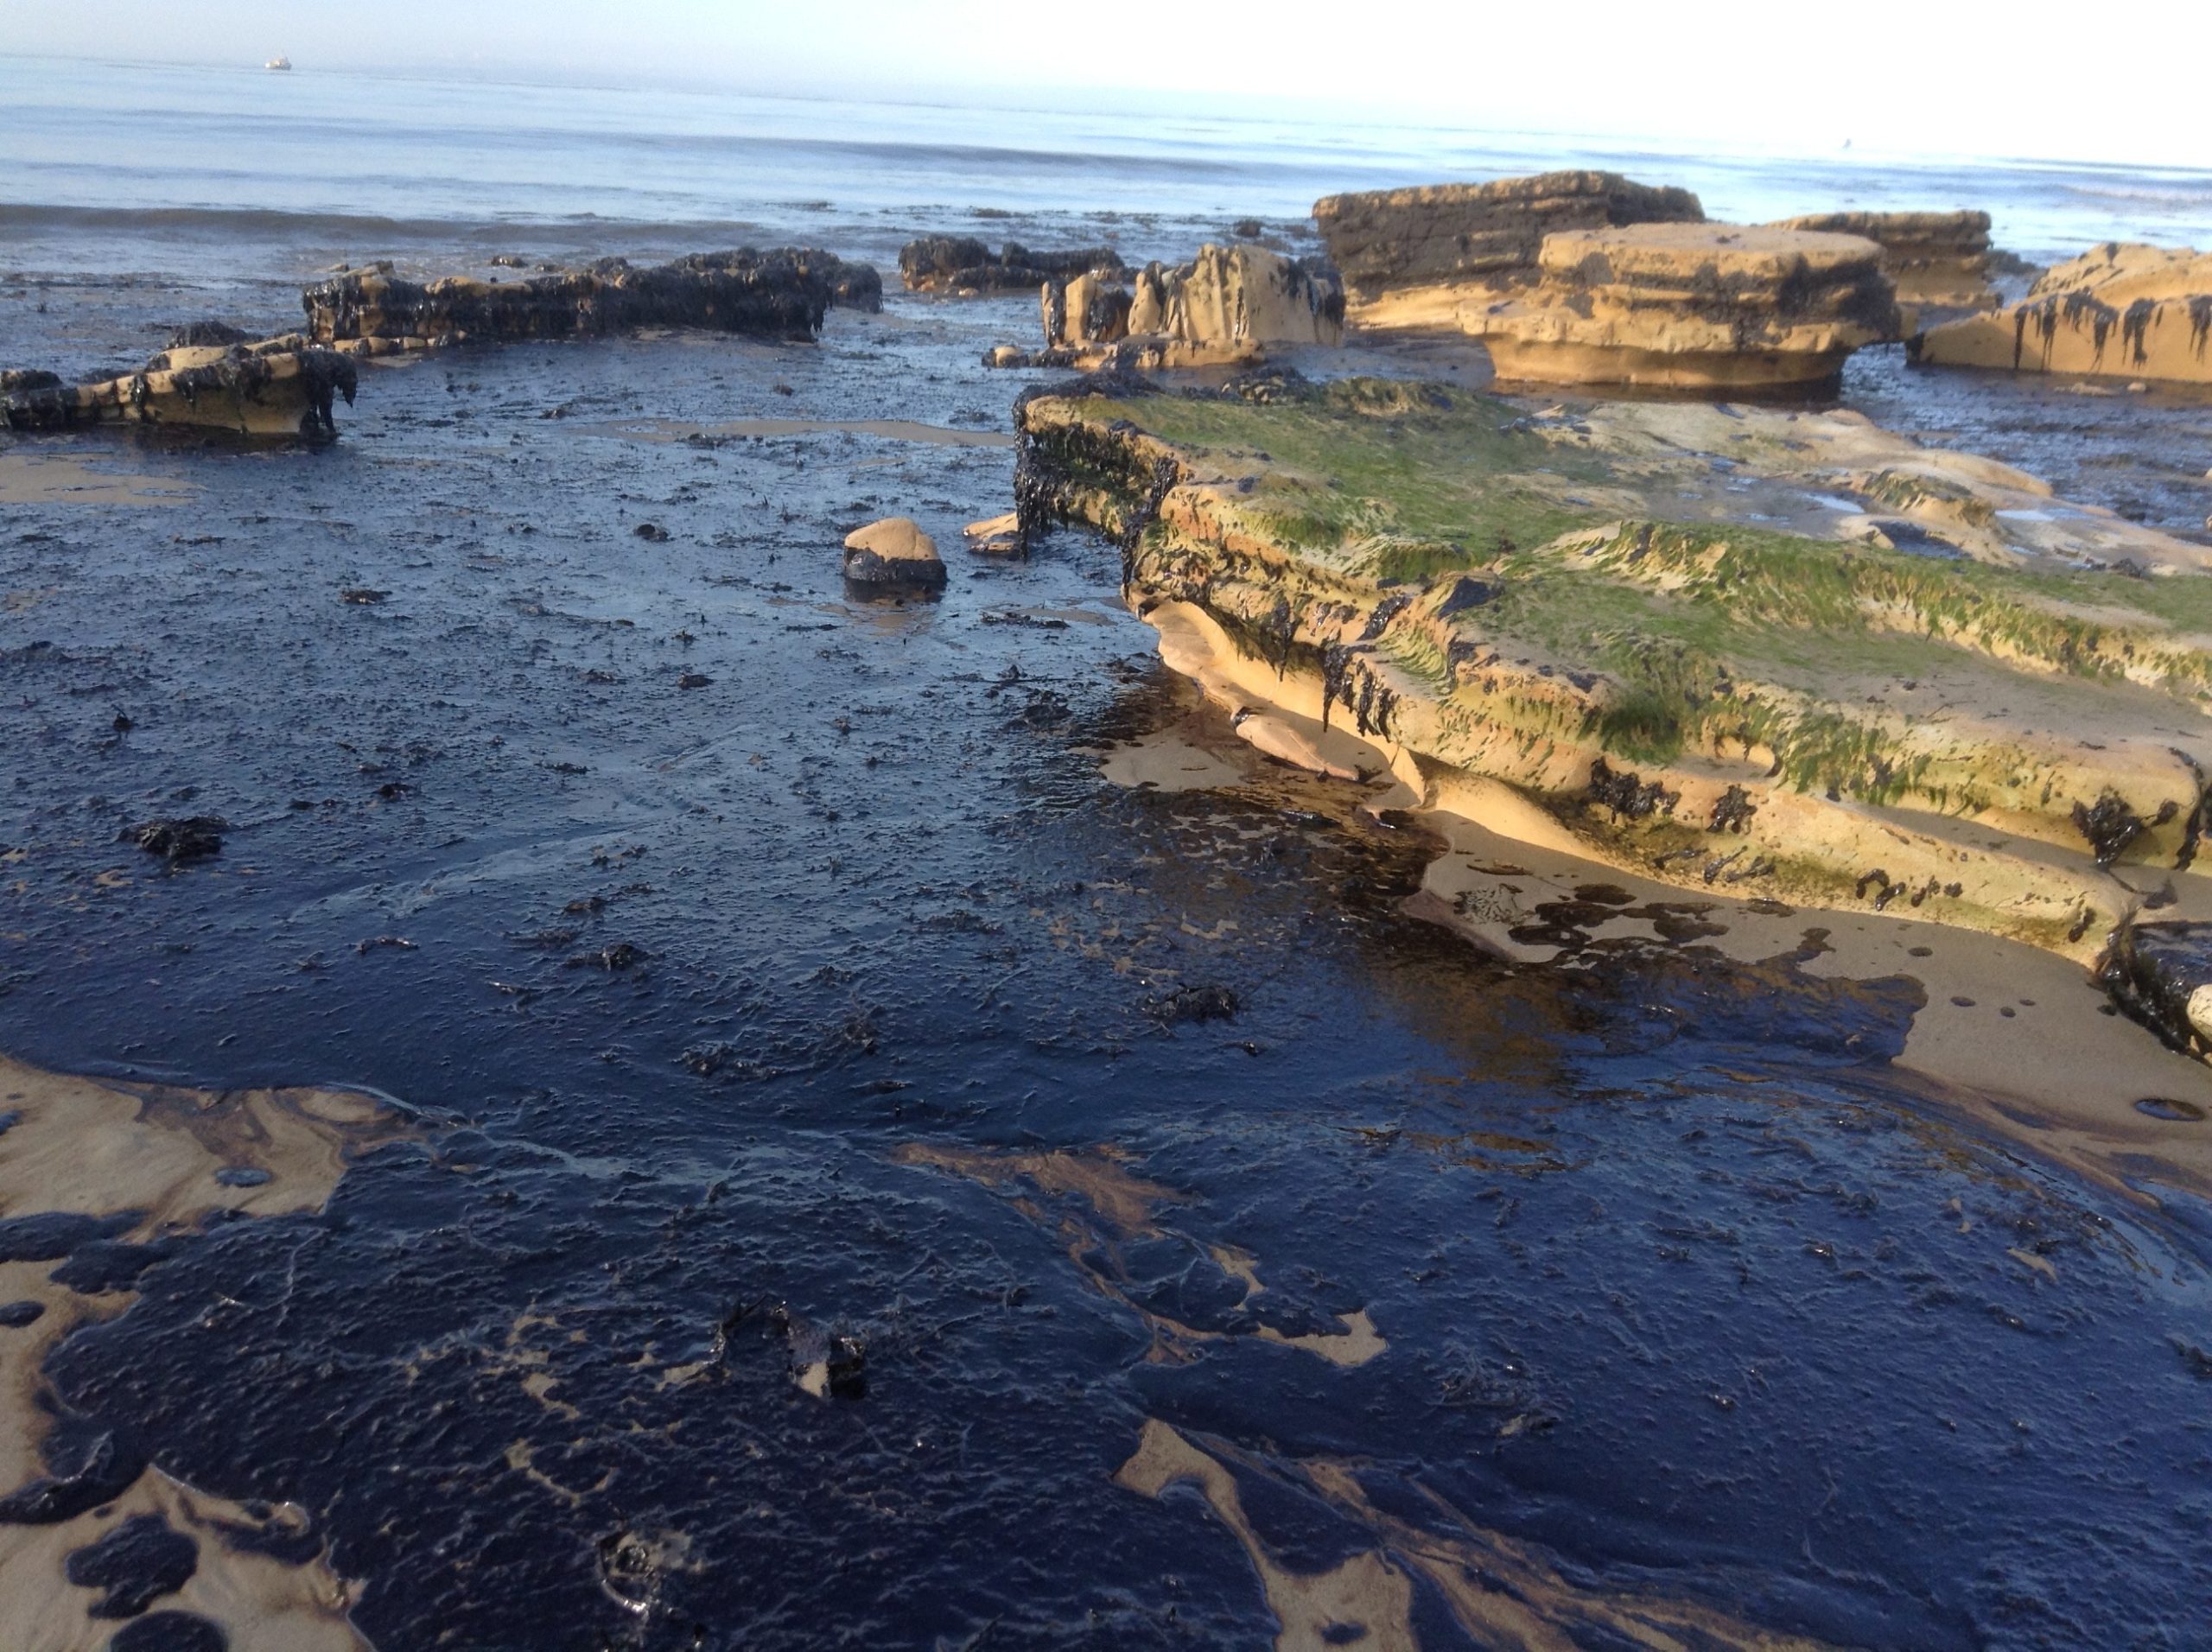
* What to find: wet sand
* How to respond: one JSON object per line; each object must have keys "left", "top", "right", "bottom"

{"left": 0, "top": 1056, "right": 403, "bottom": 1649}
{"left": 0, "top": 448, "right": 198, "bottom": 507}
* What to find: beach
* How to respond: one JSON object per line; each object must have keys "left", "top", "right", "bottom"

{"left": 6, "top": 53, "right": 2212, "bottom": 1649}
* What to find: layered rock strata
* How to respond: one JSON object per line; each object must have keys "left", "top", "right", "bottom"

{"left": 1023, "top": 244, "right": 1344, "bottom": 371}
{"left": 1770, "top": 209, "right": 1999, "bottom": 315}
{"left": 1911, "top": 242, "right": 2212, "bottom": 385}
{"left": 1313, "top": 170, "right": 1705, "bottom": 329}
{"left": 3, "top": 339, "right": 358, "bottom": 438}
{"left": 1015, "top": 373, "right": 2212, "bottom": 972}
{"left": 302, "top": 249, "right": 880, "bottom": 351}
{"left": 1463, "top": 224, "right": 1902, "bottom": 390}
{"left": 899, "top": 237, "right": 1126, "bottom": 295}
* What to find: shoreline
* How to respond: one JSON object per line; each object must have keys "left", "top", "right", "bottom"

{"left": 0, "top": 1056, "right": 406, "bottom": 1649}
{"left": 1107, "top": 598, "right": 2212, "bottom": 1204}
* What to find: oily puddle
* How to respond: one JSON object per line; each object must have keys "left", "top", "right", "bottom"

{"left": 0, "top": 448, "right": 199, "bottom": 507}
{"left": 0, "top": 1054, "right": 410, "bottom": 1649}
{"left": 561, "top": 416, "right": 1014, "bottom": 448}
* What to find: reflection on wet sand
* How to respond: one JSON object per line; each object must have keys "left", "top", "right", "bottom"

{"left": 893, "top": 1142, "right": 1387, "bottom": 1367}
{"left": 1118, "top": 1420, "right": 1838, "bottom": 1652}
{"left": 0, "top": 1055, "right": 405, "bottom": 1649}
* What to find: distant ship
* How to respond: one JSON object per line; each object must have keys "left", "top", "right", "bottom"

{"left": 265, "top": 55, "right": 292, "bottom": 72}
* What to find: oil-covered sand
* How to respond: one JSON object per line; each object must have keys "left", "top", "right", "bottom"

{"left": 5, "top": 297, "right": 2212, "bottom": 1648}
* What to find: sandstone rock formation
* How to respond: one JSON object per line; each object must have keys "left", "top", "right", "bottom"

{"left": 3, "top": 339, "right": 358, "bottom": 438}
{"left": 899, "top": 238, "right": 1126, "bottom": 295}
{"left": 842, "top": 518, "right": 946, "bottom": 588}
{"left": 1025, "top": 244, "right": 1344, "bottom": 371}
{"left": 302, "top": 249, "right": 880, "bottom": 352}
{"left": 1769, "top": 210, "right": 1999, "bottom": 315}
{"left": 1015, "top": 374, "right": 2212, "bottom": 972}
{"left": 1910, "top": 242, "right": 2212, "bottom": 385}
{"left": 1313, "top": 170, "right": 1705, "bottom": 328}
{"left": 1462, "top": 224, "right": 1901, "bottom": 390}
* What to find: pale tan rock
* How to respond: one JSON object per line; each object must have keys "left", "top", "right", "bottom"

{"left": 842, "top": 517, "right": 946, "bottom": 587}
{"left": 963, "top": 511, "right": 1022, "bottom": 554}
{"left": 1042, "top": 244, "right": 1342, "bottom": 367}
{"left": 1770, "top": 209, "right": 1999, "bottom": 312}
{"left": 1912, "top": 242, "right": 2212, "bottom": 384}
{"left": 1465, "top": 224, "right": 1899, "bottom": 390}
{"left": 1314, "top": 170, "right": 1705, "bottom": 305}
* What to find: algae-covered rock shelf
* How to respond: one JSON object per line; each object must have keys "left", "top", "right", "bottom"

{"left": 1017, "top": 373, "right": 2212, "bottom": 964}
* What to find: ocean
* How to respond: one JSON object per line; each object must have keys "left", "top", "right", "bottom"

{"left": 9, "top": 52, "right": 2212, "bottom": 285}
{"left": 5, "top": 51, "right": 2212, "bottom": 1652}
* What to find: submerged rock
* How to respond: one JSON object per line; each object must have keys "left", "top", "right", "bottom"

{"left": 1463, "top": 223, "right": 1900, "bottom": 391}
{"left": 899, "top": 237, "right": 1126, "bottom": 294}
{"left": 1912, "top": 242, "right": 2212, "bottom": 385}
{"left": 3, "top": 341, "right": 357, "bottom": 439}
{"left": 302, "top": 248, "right": 879, "bottom": 350}
{"left": 1769, "top": 209, "right": 2000, "bottom": 316}
{"left": 842, "top": 518, "right": 946, "bottom": 588}
{"left": 1016, "top": 375, "right": 2212, "bottom": 963}
{"left": 1313, "top": 170, "right": 1705, "bottom": 327}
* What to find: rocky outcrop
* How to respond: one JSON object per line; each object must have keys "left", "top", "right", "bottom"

{"left": 1463, "top": 224, "right": 1901, "bottom": 390}
{"left": 1910, "top": 242, "right": 2212, "bottom": 384}
{"left": 1769, "top": 210, "right": 1999, "bottom": 315}
{"left": 1023, "top": 244, "right": 1343, "bottom": 371}
{"left": 1313, "top": 171, "right": 1705, "bottom": 327}
{"left": 3, "top": 339, "right": 357, "bottom": 438}
{"left": 302, "top": 249, "right": 879, "bottom": 352}
{"left": 900, "top": 238, "right": 1126, "bottom": 295}
{"left": 842, "top": 518, "right": 946, "bottom": 588}
{"left": 1015, "top": 374, "right": 2212, "bottom": 968}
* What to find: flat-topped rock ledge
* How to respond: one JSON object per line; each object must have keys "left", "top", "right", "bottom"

{"left": 1313, "top": 170, "right": 1706, "bottom": 328}
{"left": 899, "top": 237, "right": 1126, "bottom": 295}
{"left": 302, "top": 249, "right": 880, "bottom": 352}
{"left": 1464, "top": 224, "right": 1902, "bottom": 390}
{"left": 1912, "top": 242, "right": 2212, "bottom": 384}
{"left": 1007, "top": 243, "right": 1344, "bottom": 371}
{"left": 1015, "top": 374, "right": 2212, "bottom": 982}
{"left": 3, "top": 338, "right": 358, "bottom": 438}
{"left": 1770, "top": 209, "right": 2000, "bottom": 315}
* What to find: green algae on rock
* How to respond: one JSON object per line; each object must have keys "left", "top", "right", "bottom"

{"left": 1015, "top": 373, "right": 2212, "bottom": 966}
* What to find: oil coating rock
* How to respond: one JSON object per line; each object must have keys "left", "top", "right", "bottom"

{"left": 899, "top": 237, "right": 1126, "bottom": 294}
{"left": 1464, "top": 223, "right": 1900, "bottom": 390}
{"left": 841, "top": 518, "right": 946, "bottom": 588}
{"left": 1770, "top": 209, "right": 1999, "bottom": 314}
{"left": 1017, "top": 375, "right": 2212, "bottom": 963}
{"left": 302, "top": 248, "right": 879, "bottom": 349}
{"left": 1912, "top": 242, "right": 2212, "bottom": 385}
{"left": 2, "top": 342, "right": 357, "bottom": 438}
{"left": 1313, "top": 170, "right": 1705, "bottom": 326}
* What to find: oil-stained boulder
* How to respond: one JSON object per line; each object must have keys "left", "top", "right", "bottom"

{"left": 899, "top": 237, "right": 1128, "bottom": 294}
{"left": 1313, "top": 169, "right": 1705, "bottom": 315}
{"left": 842, "top": 518, "right": 947, "bottom": 588}
{"left": 3, "top": 342, "right": 355, "bottom": 439}
{"left": 1464, "top": 223, "right": 1899, "bottom": 391}
{"left": 302, "top": 248, "right": 880, "bottom": 349}
{"left": 1912, "top": 242, "right": 2212, "bottom": 385}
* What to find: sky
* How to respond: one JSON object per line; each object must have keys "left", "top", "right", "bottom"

{"left": 4, "top": 0, "right": 2206, "bottom": 170}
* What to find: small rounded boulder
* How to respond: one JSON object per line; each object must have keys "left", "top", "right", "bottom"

{"left": 842, "top": 518, "right": 947, "bottom": 588}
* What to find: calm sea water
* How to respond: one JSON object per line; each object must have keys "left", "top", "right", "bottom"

{"left": 6, "top": 52, "right": 2212, "bottom": 283}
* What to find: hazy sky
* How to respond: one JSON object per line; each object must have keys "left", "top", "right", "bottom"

{"left": 6, "top": 0, "right": 2205, "bottom": 169}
